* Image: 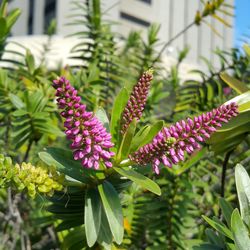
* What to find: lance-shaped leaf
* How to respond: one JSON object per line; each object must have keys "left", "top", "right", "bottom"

{"left": 130, "top": 120, "right": 164, "bottom": 153}
{"left": 110, "top": 87, "right": 129, "bottom": 144}
{"left": 116, "top": 119, "right": 137, "bottom": 161}
{"left": 220, "top": 72, "right": 249, "bottom": 94}
{"left": 39, "top": 147, "right": 105, "bottom": 183}
{"left": 97, "top": 206, "right": 113, "bottom": 249}
{"left": 85, "top": 188, "right": 102, "bottom": 247}
{"left": 231, "top": 208, "right": 250, "bottom": 250}
{"left": 98, "top": 181, "right": 124, "bottom": 244}
{"left": 219, "top": 198, "right": 234, "bottom": 228}
{"left": 202, "top": 215, "right": 233, "bottom": 240}
{"left": 114, "top": 167, "right": 161, "bottom": 195}
{"left": 95, "top": 107, "right": 110, "bottom": 132}
{"left": 235, "top": 164, "right": 250, "bottom": 227}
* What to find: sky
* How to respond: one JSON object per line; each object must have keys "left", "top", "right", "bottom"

{"left": 235, "top": 0, "right": 250, "bottom": 46}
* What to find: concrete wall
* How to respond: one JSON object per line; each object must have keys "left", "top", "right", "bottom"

{"left": 7, "top": 0, "right": 235, "bottom": 68}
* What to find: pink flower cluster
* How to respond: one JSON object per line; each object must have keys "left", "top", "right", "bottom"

{"left": 53, "top": 77, "right": 115, "bottom": 169}
{"left": 129, "top": 102, "right": 238, "bottom": 174}
{"left": 121, "top": 70, "right": 153, "bottom": 134}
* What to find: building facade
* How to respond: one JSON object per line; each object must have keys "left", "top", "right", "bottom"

{"left": 7, "top": 0, "right": 234, "bottom": 69}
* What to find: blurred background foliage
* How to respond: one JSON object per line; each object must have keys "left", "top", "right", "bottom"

{"left": 0, "top": 0, "right": 249, "bottom": 249}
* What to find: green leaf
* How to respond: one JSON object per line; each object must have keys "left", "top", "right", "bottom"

{"left": 0, "top": 17, "right": 7, "bottom": 38}
{"left": 25, "top": 49, "right": 35, "bottom": 74}
{"left": 208, "top": 91, "right": 250, "bottom": 154}
{"left": 95, "top": 107, "right": 110, "bottom": 132}
{"left": 85, "top": 188, "right": 102, "bottom": 247}
{"left": 130, "top": 120, "right": 164, "bottom": 153}
{"left": 12, "top": 110, "right": 29, "bottom": 116}
{"left": 224, "top": 90, "right": 250, "bottom": 112}
{"left": 0, "top": 1, "right": 7, "bottom": 17}
{"left": 97, "top": 207, "right": 112, "bottom": 249}
{"left": 220, "top": 72, "right": 249, "bottom": 94}
{"left": 235, "top": 164, "right": 250, "bottom": 227}
{"left": 117, "top": 119, "right": 137, "bottom": 161}
{"left": 208, "top": 123, "right": 250, "bottom": 154}
{"left": 56, "top": 220, "right": 84, "bottom": 232}
{"left": 5, "top": 8, "right": 21, "bottom": 32}
{"left": 35, "top": 123, "right": 64, "bottom": 136}
{"left": 205, "top": 228, "right": 224, "bottom": 247}
{"left": 98, "top": 181, "right": 124, "bottom": 244}
{"left": 39, "top": 147, "right": 105, "bottom": 183}
{"left": 226, "top": 243, "right": 237, "bottom": 250}
{"left": 110, "top": 87, "right": 129, "bottom": 144}
{"left": 193, "top": 244, "right": 224, "bottom": 250}
{"left": 129, "top": 125, "right": 151, "bottom": 152}
{"left": 231, "top": 208, "right": 250, "bottom": 250}
{"left": 9, "top": 93, "right": 25, "bottom": 109}
{"left": 62, "top": 226, "right": 86, "bottom": 250}
{"left": 202, "top": 215, "right": 233, "bottom": 240}
{"left": 114, "top": 167, "right": 161, "bottom": 195}
{"left": 219, "top": 198, "right": 234, "bottom": 228}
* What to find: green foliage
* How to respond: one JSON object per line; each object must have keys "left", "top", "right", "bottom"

{"left": 114, "top": 167, "right": 161, "bottom": 196}
{"left": 68, "top": 0, "right": 120, "bottom": 109}
{"left": 120, "top": 170, "right": 198, "bottom": 249}
{"left": 208, "top": 90, "right": 250, "bottom": 154}
{"left": 85, "top": 188, "right": 101, "bottom": 247}
{"left": 0, "top": 0, "right": 21, "bottom": 60}
{"left": 98, "top": 181, "right": 124, "bottom": 244}
{"left": 175, "top": 48, "right": 250, "bottom": 114}
{"left": 11, "top": 90, "right": 63, "bottom": 149}
{"left": 110, "top": 87, "right": 129, "bottom": 146}
{"left": 0, "top": 0, "right": 249, "bottom": 249}
{"left": 195, "top": 164, "right": 250, "bottom": 249}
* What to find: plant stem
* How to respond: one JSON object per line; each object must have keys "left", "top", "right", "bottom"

{"left": 220, "top": 150, "right": 233, "bottom": 198}
{"left": 153, "top": 22, "right": 195, "bottom": 65}
{"left": 23, "top": 140, "right": 33, "bottom": 162}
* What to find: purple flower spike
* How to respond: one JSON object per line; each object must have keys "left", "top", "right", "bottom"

{"left": 129, "top": 102, "right": 238, "bottom": 174}
{"left": 53, "top": 77, "right": 115, "bottom": 170}
{"left": 121, "top": 69, "right": 153, "bottom": 134}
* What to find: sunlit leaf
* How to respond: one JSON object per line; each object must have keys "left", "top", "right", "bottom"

{"left": 231, "top": 209, "right": 250, "bottom": 249}
{"left": 114, "top": 167, "right": 161, "bottom": 195}
{"left": 220, "top": 72, "right": 249, "bottom": 94}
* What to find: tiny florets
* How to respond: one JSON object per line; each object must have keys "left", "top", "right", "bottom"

{"left": 0, "top": 154, "right": 64, "bottom": 198}
{"left": 53, "top": 77, "right": 115, "bottom": 170}
{"left": 129, "top": 102, "right": 239, "bottom": 174}
{"left": 121, "top": 70, "right": 153, "bottom": 134}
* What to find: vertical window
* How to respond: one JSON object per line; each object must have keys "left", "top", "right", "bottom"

{"left": 28, "top": 0, "right": 34, "bottom": 34}
{"left": 120, "top": 12, "right": 150, "bottom": 27}
{"left": 137, "top": 0, "right": 152, "bottom": 4}
{"left": 44, "top": 0, "right": 56, "bottom": 32}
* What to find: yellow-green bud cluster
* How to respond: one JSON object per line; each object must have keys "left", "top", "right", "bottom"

{"left": 0, "top": 154, "right": 64, "bottom": 198}
{"left": 195, "top": 0, "right": 226, "bottom": 25}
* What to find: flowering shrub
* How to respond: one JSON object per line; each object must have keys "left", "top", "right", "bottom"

{"left": 0, "top": 0, "right": 250, "bottom": 249}
{"left": 37, "top": 73, "right": 246, "bottom": 248}
{"left": 0, "top": 154, "right": 64, "bottom": 198}
{"left": 52, "top": 75, "right": 239, "bottom": 177}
